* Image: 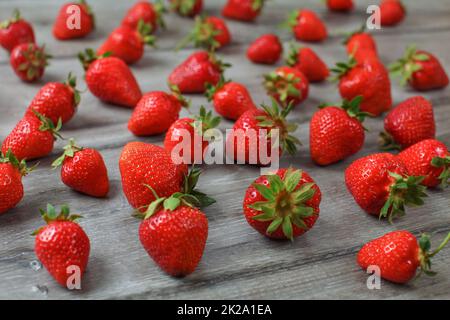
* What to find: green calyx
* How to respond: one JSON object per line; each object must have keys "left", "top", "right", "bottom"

{"left": 248, "top": 168, "right": 317, "bottom": 241}
{"left": 18, "top": 44, "right": 51, "bottom": 81}
{"left": 64, "top": 72, "right": 81, "bottom": 106}
{"left": 389, "top": 44, "right": 430, "bottom": 86}
{"left": 263, "top": 71, "right": 301, "bottom": 107}
{"left": 137, "top": 19, "right": 157, "bottom": 47}
{"left": 380, "top": 172, "right": 428, "bottom": 223}
{"left": 378, "top": 131, "right": 401, "bottom": 151}
{"left": 321, "top": 95, "right": 370, "bottom": 124}
{"left": 176, "top": 15, "right": 221, "bottom": 52}
{"left": 285, "top": 42, "right": 300, "bottom": 67}
{"left": 51, "top": 138, "right": 83, "bottom": 168}
{"left": 204, "top": 75, "right": 229, "bottom": 101}
{"left": 431, "top": 155, "right": 450, "bottom": 189}
{"left": 32, "top": 204, "right": 82, "bottom": 235}
{"left": 208, "top": 52, "right": 231, "bottom": 73}
{"left": 32, "top": 110, "right": 63, "bottom": 140}
{"left": 169, "top": 84, "right": 191, "bottom": 108}
{"left": 191, "top": 106, "right": 221, "bottom": 138}
{"left": 171, "top": 0, "right": 197, "bottom": 17}
{"left": 78, "top": 48, "right": 111, "bottom": 70}
{"left": 330, "top": 56, "right": 357, "bottom": 81}
{"left": 252, "top": 0, "right": 266, "bottom": 11}
{"left": 153, "top": 0, "right": 167, "bottom": 29}
{"left": 0, "top": 149, "right": 35, "bottom": 176}
{"left": 280, "top": 10, "right": 299, "bottom": 30}
{"left": 0, "top": 9, "right": 21, "bottom": 29}
{"left": 417, "top": 232, "right": 450, "bottom": 278}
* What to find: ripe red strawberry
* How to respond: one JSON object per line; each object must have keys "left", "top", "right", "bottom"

{"left": 332, "top": 57, "right": 392, "bottom": 116}
{"left": 345, "top": 28, "right": 378, "bottom": 58}
{"left": 397, "top": 139, "right": 449, "bottom": 188}
{"left": 122, "top": 0, "right": 166, "bottom": 32}
{"left": 168, "top": 51, "right": 229, "bottom": 94}
{"left": 263, "top": 66, "right": 309, "bottom": 107}
{"left": 1, "top": 112, "right": 62, "bottom": 161}
{"left": 247, "top": 34, "right": 282, "bottom": 65}
{"left": 326, "top": 0, "right": 354, "bottom": 12}
{"left": 310, "top": 96, "right": 368, "bottom": 166}
{"left": 286, "top": 45, "right": 329, "bottom": 83}
{"left": 171, "top": 0, "right": 203, "bottom": 17}
{"left": 345, "top": 153, "right": 427, "bottom": 222}
{"left": 222, "top": 0, "right": 266, "bottom": 22}
{"left": 25, "top": 73, "right": 81, "bottom": 125}
{"left": 97, "top": 21, "right": 155, "bottom": 65}
{"left": 243, "top": 168, "right": 321, "bottom": 240}
{"left": 164, "top": 106, "right": 221, "bottom": 164}
{"left": 205, "top": 77, "right": 257, "bottom": 120}
{"left": 10, "top": 43, "right": 50, "bottom": 83}
{"left": 358, "top": 231, "right": 450, "bottom": 284}
{"left": 226, "top": 100, "right": 300, "bottom": 166}
{"left": 390, "top": 45, "right": 449, "bottom": 91}
{"left": 380, "top": 96, "right": 435, "bottom": 150}
{"left": 53, "top": 0, "right": 95, "bottom": 40}
{"left": 380, "top": 0, "right": 406, "bottom": 27}
{"left": 52, "top": 139, "right": 109, "bottom": 198}
{"left": 283, "top": 9, "right": 327, "bottom": 42}
{"left": 79, "top": 49, "right": 142, "bottom": 108}
{"left": 0, "top": 10, "right": 35, "bottom": 52}
{"left": 34, "top": 204, "right": 90, "bottom": 287}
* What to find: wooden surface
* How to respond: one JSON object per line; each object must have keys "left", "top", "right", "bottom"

{"left": 0, "top": 0, "right": 449, "bottom": 300}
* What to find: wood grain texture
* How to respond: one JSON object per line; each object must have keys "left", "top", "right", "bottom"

{"left": 0, "top": 0, "right": 449, "bottom": 300}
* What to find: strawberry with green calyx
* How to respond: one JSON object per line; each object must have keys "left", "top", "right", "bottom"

{"left": 122, "top": 0, "right": 166, "bottom": 32}
{"left": 247, "top": 34, "right": 282, "bottom": 65}
{"left": 171, "top": 0, "right": 203, "bottom": 17}
{"left": 285, "top": 44, "right": 329, "bottom": 83}
{"left": 222, "top": 0, "right": 266, "bottom": 22}
{"left": 431, "top": 157, "right": 450, "bottom": 189}
{"left": 10, "top": 43, "right": 51, "bottom": 83}
{"left": 0, "top": 9, "right": 35, "bottom": 52}
{"left": 282, "top": 9, "right": 327, "bottom": 42}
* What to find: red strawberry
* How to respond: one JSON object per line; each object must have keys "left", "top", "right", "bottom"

{"left": 34, "top": 204, "right": 90, "bottom": 287}
{"left": 243, "top": 168, "right": 321, "bottom": 240}
{"left": 168, "top": 51, "right": 229, "bottom": 94}
{"left": 247, "top": 34, "right": 282, "bottom": 65}
{"left": 286, "top": 45, "right": 329, "bottom": 83}
{"left": 0, "top": 10, "right": 35, "bottom": 52}
{"left": 380, "top": 0, "right": 406, "bottom": 27}
{"left": 263, "top": 66, "right": 309, "bottom": 107}
{"left": 345, "top": 153, "right": 427, "bottom": 222}
{"left": 310, "top": 96, "right": 368, "bottom": 166}
{"left": 283, "top": 9, "right": 327, "bottom": 42}
{"left": 380, "top": 96, "right": 435, "bottom": 150}
{"left": 2, "top": 112, "right": 62, "bottom": 161}
{"left": 345, "top": 29, "right": 378, "bottom": 59}
{"left": 10, "top": 43, "right": 50, "bottom": 83}
{"left": 25, "top": 73, "right": 81, "bottom": 125}
{"left": 122, "top": 1, "right": 166, "bottom": 32}
{"left": 358, "top": 231, "right": 450, "bottom": 284}
{"left": 52, "top": 139, "right": 109, "bottom": 197}
{"left": 397, "top": 139, "right": 449, "bottom": 188}
{"left": 53, "top": 0, "right": 95, "bottom": 40}
{"left": 205, "top": 77, "right": 257, "bottom": 120}
{"left": 326, "top": 0, "right": 354, "bottom": 12}
{"left": 332, "top": 57, "right": 392, "bottom": 116}
{"left": 222, "top": 0, "right": 266, "bottom": 22}
{"left": 79, "top": 49, "right": 142, "bottom": 108}
{"left": 390, "top": 45, "right": 449, "bottom": 91}
{"left": 171, "top": 0, "right": 203, "bottom": 17}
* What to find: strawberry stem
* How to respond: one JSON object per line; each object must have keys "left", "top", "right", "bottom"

{"left": 417, "top": 232, "right": 450, "bottom": 277}
{"left": 51, "top": 138, "right": 83, "bottom": 168}
{"left": 176, "top": 15, "right": 221, "bottom": 52}
{"left": 431, "top": 156, "right": 450, "bottom": 189}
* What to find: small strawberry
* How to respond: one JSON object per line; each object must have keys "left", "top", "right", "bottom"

{"left": 122, "top": 0, "right": 166, "bottom": 32}
{"left": 52, "top": 139, "right": 109, "bottom": 198}
{"left": 345, "top": 153, "right": 427, "bottom": 222}
{"left": 222, "top": 0, "right": 266, "bottom": 22}
{"left": 345, "top": 27, "right": 378, "bottom": 59}
{"left": 0, "top": 9, "right": 35, "bottom": 52}
{"left": 79, "top": 49, "right": 142, "bottom": 108}
{"left": 358, "top": 231, "right": 450, "bottom": 284}
{"left": 247, "top": 34, "right": 282, "bottom": 65}
{"left": 53, "top": 0, "right": 95, "bottom": 40}
{"left": 34, "top": 204, "right": 90, "bottom": 288}
{"left": 310, "top": 96, "right": 368, "bottom": 166}
{"left": 263, "top": 66, "right": 309, "bottom": 107}
{"left": 285, "top": 44, "right": 329, "bottom": 83}
{"left": 326, "top": 0, "right": 354, "bottom": 12}
{"left": 380, "top": 96, "right": 435, "bottom": 151}
{"left": 397, "top": 139, "right": 449, "bottom": 188}
{"left": 205, "top": 77, "right": 257, "bottom": 120}
{"left": 390, "top": 45, "right": 449, "bottom": 91}
{"left": 170, "top": 0, "right": 203, "bottom": 17}
{"left": 10, "top": 43, "right": 50, "bottom": 83}
{"left": 25, "top": 73, "right": 81, "bottom": 125}
{"left": 243, "top": 168, "right": 321, "bottom": 240}
{"left": 283, "top": 9, "right": 327, "bottom": 42}
{"left": 380, "top": 0, "right": 406, "bottom": 27}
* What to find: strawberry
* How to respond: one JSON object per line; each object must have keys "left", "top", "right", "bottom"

{"left": 345, "top": 28, "right": 378, "bottom": 59}
{"left": 97, "top": 20, "right": 155, "bottom": 65}
{"left": 205, "top": 77, "right": 257, "bottom": 120}
{"left": 222, "top": 0, "right": 266, "bottom": 22}
{"left": 357, "top": 231, "right": 450, "bottom": 284}
{"left": 1, "top": 111, "right": 62, "bottom": 161}
{"left": 34, "top": 204, "right": 90, "bottom": 288}
{"left": 122, "top": 0, "right": 166, "bottom": 32}
{"left": 397, "top": 139, "right": 449, "bottom": 188}
{"left": 25, "top": 73, "right": 81, "bottom": 125}
{"left": 53, "top": 0, "right": 95, "bottom": 40}
{"left": 345, "top": 153, "right": 427, "bottom": 222}
{"left": 332, "top": 57, "right": 392, "bottom": 116}
{"left": 52, "top": 139, "right": 109, "bottom": 198}
{"left": 164, "top": 106, "right": 221, "bottom": 164}
{"left": 79, "top": 49, "right": 142, "bottom": 108}
{"left": 0, "top": 9, "right": 35, "bottom": 52}
{"left": 247, "top": 34, "right": 282, "bottom": 65}
{"left": 283, "top": 9, "right": 327, "bottom": 42}
{"left": 326, "top": 0, "right": 354, "bottom": 12}
{"left": 380, "top": 96, "right": 435, "bottom": 151}
{"left": 10, "top": 43, "right": 50, "bottom": 83}
{"left": 390, "top": 45, "right": 449, "bottom": 91}
{"left": 243, "top": 168, "right": 321, "bottom": 240}
{"left": 226, "top": 100, "right": 300, "bottom": 166}
{"left": 171, "top": 0, "right": 203, "bottom": 17}
{"left": 168, "top": 51, "right": 229, "bottom": 94}
{"left": 380, "top": 0, "right": 406, "bottom": 27}
{"left": 263, "top": 66, "right": 309, "bottom": 107}
{"left": 310, "top": 96, "right": 368, "bottom": 166}
{"left": 285, "top": 44, "right": 329, "bottom": 83}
